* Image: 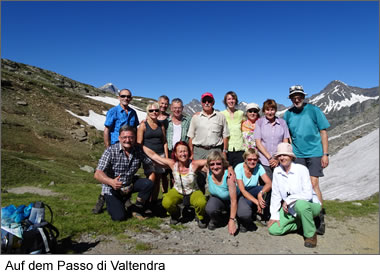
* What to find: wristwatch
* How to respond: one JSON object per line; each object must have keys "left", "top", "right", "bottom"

{"left": 223, "top": 149, "right": 228, "bottom": 153}
{"left": 323, "top": 153, "right": 329, "bottom": 156}
{"left": 229, "top": 217, "right": 237, "bottom": 222}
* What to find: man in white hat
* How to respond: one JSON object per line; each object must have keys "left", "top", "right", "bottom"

{"left": 268, "top": 143, "right": 321, "bottom": 248}
{"left": 283, "top": 85, "right": 330, "bottom": 235}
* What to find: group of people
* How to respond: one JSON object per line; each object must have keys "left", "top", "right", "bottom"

{"left": 93, "top": 84, "right": 330, "bottom": 248}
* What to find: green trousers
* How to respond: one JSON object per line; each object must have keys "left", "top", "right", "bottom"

{"left": 162, "top": 188, "right": 207, "bottom": 220}
{"left": 268, "top": 200, "right": 321, "bottom": 238}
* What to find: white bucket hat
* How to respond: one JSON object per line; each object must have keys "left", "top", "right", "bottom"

{"left": 274, "top": 143, "right": 296, "bottom": 158}
{"left": 289, "top": 85, "right": 307, "bottom": 98}
{"left": 245, "top": 103, "right": 260, "bottom": 112}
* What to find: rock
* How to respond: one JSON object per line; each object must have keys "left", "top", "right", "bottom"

{"left": 80, "top": 165, "right": 95, "bottom": 173}
{"left": 352, "top": 202, "right": 362, "bottom": 206}
{"left": 71, "top": 128, "right": 87, "bottom": 141}
{"left": 48, "top": 181, "right": 55, "bottom": 186}
{"left": 72, "top": 119, "right": 81, "bottom": 125}
{"left": 17, "top": 101, "right": 28, "bottom": 106}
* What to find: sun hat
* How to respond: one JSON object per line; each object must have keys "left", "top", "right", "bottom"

{"left": 245, "top": 103, "right": 260, "bottom": 112}
{"left": 289, "top": 85, "right": 307, "bottom": 98}
{"left": 201, "top": 92, "right": 214, "bottom": 100}
{"left": 273, "top": 143, "right": 296, "bottom": 158}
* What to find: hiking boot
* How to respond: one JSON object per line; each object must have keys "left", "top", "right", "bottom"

{"left": 316, "top": 208, "right": 326, "bottom": 235}
{"left": 239, "top": 224, "right": 248, "bottom": 233}
{"left": 197, "top": 218, "right": 207, "bottom": 229}
{"left": 170, "top": 216, "right": 180, "bottom": 225}
{"left": 131, "top": 203, "right": 147, "bottom": 220}
{"left": 124, "top": 197, "right": 133, "bottom": 211}
{"left": 92, "top": 194, "right": 105, "bottom": 214}
{"left": 207, "top": 221, "right": 217, "bottom": 231}
{"left": 304, "top": 233, "right": 317, "bottom": 248}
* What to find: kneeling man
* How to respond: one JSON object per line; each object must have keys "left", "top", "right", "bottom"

{"left": 94, "top": 125, "right": 154, "bottom": 221}
{"left": 267, "top": 143, "right": 321, "bottom": 248}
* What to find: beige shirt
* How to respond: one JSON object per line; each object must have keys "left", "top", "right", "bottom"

{"left": 187, "top": 110, "right": 229, "bottom": 146}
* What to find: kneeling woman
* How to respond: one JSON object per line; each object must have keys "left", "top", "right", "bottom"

{"left": 235, "top": 148, "right": 272, "bottom": 232}
{"left": 205, "top": 151, "right": 238, "bottom": 235}
{"left": 268, "top": 143, "right": 321, "bottom": 248}
{"left": 143, "top": 141, "right": 208, "bottom": 228}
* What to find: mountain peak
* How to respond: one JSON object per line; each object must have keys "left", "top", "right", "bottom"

{"left": 99, "top": 83, "right": 119, "bottom": 95}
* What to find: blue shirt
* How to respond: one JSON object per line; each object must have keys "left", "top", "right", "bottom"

{"left": 284, "top": 103, "right": 330, "bottom": 158}
{"left": 234, "top": 162, "right": 265, "bottom": 190}
{"left": 208, "top": 170, "right": 240, "bottom": 200}
{"left": 104, "top": 104, "right": 139, "bottom": 144}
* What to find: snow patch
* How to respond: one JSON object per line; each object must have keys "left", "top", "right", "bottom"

{"left": 320, "top": 129, "right": 379, "bottom": 201}
{"left": 66, "top": 110, "right": 106, "bottom": 131}
{"left": 322, "top": 93, "right": 379, "bottom": 113}
{"left": 85, "top": 95, "right": 147, "bottom": 121}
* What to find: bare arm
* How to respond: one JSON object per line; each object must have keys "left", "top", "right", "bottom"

{"left": 188, "top": 137, "right": 194, "bottom": 160}
{"left": 136, "top": 122, "right": 145, "bottom": 145}
{"left": 103, "top": 126, "right": 111, "bottom": 148}
{"left": 223, "top": 137, "right": 228, "bottom": 158}
{"left": 142, "top": 145, "right": 174, "bottom": 169}
{"left": 227, "top": 175, "right": 237, "bottom": 235}
{"left": 257, "top": 173, "right": 272, "bottom": 209}
{"left": 161, "top": 125, "right": 169, "bottom": 158}
{"left": 192, "top": 159, "right": 207, "bottom": 171}
{"left": 94, "top": 170, "right": 122, "bottom": 190}
{"left": 320, "top": 129, "right": 329, "bottom": 168}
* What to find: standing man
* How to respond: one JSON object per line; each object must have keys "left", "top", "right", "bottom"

{"left": 166, "top": 98, "right": 191, "bottom": 189}
{"left": 187, "top": 92, "right": 229, "bottom": 194}
{"left": 94, "top": 126, "right": 154, "bottom": 221}
{"left": 167, "top": 98, "right": 191, "bottom": 154}
{"left": 283, "top": 85, "right": 330, "bottom": 235}
{"left": 92, "top": 89, "right": 140, "bottom": 214}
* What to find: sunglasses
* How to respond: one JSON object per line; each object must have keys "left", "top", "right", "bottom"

{"left": 148, "top": 109, "right": 160, "bottom": 113}
{"left": 202, "top": 98, "right": 214, "bottom": 103}
{"left": 247, "top": 109, "right": 259, "bottom": 113}
{"left": 246, "top": 158, "right": 258, "bottom": 162}
{"left": 209, "top": 162, "right": 222, "bottom": 167}
{"left": 119, "top": 95, "right": 132, "bottom": 99}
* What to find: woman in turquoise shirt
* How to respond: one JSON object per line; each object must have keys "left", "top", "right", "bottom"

{"left": 235, "top": 148, "right": 272, "bottom": 232}
{"left": 205, "top": 151, "right": 238, "bottom": 235}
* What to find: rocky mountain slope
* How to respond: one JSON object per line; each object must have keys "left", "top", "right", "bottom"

{"left": 307, "top": 80, "right": 379, "bottom": 129}
{"left": 0, "top": 58, "right": 152, "bottom": 187}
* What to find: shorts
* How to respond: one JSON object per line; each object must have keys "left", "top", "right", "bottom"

{"left": 144, "top": 153, "right": 167, "bottom": 176}
{"left": 294, "top": 157, "right": 324, "bottom": 177}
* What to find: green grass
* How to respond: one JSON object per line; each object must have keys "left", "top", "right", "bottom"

{"left": 135, "top": 242, "right": 152, "bottom": 251}
{"left": 323, "top": 193, "right": 379, "bottom": 220}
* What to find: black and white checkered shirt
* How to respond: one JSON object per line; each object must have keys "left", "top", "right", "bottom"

{"left": 96, "top": 143, "right": 153, "bottom": 195}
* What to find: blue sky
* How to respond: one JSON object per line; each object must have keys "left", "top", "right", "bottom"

{"left": 2, "top": 1, "right": 379, "bottom": 110}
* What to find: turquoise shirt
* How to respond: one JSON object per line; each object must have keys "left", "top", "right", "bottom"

{"left": 284, "top": 103, "right": 330, "bottom": 158}
{"left": 208, "top": 170, "right": 239, "bottom": 200}
{"left": 234, "top": 162, "right": 265, "bottom": 190}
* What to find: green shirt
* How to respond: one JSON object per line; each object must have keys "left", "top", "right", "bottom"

{"left": 221, "top": 109, "right": 245, "bottom": 152}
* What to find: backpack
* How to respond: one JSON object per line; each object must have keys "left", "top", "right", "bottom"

{"left": 1, "top": 202, "right": 60, "bottom": 254}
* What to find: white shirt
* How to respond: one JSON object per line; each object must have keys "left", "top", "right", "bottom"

{"left": 172, "top": 123, "right": 182, "bottom": 148}
{"left": 270, "top": 162, "right": 321, "bottom": 220}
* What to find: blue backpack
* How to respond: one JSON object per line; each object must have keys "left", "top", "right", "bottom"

{"left": 1, "top": 202, "right": 59, "bottom": 254}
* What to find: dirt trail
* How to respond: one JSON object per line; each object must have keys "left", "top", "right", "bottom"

{"left": 82, "top": 213, "right": 379, "bottom": 254}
